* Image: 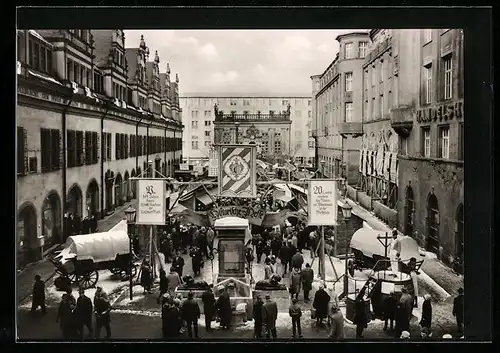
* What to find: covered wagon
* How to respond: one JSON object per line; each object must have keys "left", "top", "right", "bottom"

{"left": 50, "top": 230, "right": 136, "bottom": 289}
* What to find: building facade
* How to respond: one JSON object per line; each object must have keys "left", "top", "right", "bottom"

{"left": 16, "top": 30, "right": 183, "bottom": 266}
{"left": 312, "top": 32, "right": 370, "bottom": 184}
{"left": 179, "top": 95, "right": 314, "bottom": 166}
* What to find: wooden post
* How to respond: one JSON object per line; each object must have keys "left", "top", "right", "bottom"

{"left": 320, "top": 226, "right": 326, "bottom": 281}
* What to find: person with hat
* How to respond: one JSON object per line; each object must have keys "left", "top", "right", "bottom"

{"left": 201, "top": 285, "right": 216, "bottom": 332}
{"left": 181, "top": 292, "right": 201, "bottom": 338}
{"left": 253, "top": 295, "right": 264, "bottom": 338}
{"left": 419, "top": 294, "right": 433, "bottom": 331}
{"left": 313, "top": 284, "right": 331, "bottom": 327}
{"left": 300, "top": 263, "right": 314, "bottom": 303}
{"left": 263, "top": 294, "right": 278, "bottom": 339}
{"left": 162, "top": 294, "right": 181, "bottom": 338}
{"left": 94, "top": 290, "right": 112, "bottom": 340}
{"left": 452, "top": 288, "right": 464, "bottom": 335}
{"left": 395, "top": 288, "right": 412, "bottom": 337}
{"left": 288, "top": 298, "right": 303, "bottom": 339}
{"left": 172, "top": 250, "right": 185, "bottom": 279}
{"left": 289, "top": 267, "right": 302, "bottom": 301}
{"left": 75, "top": 287, "right": 93, "bottom": 339}
{"left": 264, "top": 257, "right": 274, "bottom": 280}
{"left": 216, "top": 285, "right": 232, "bottom": 330}
{"left": 328, "top": 303, "right": 345, "bottom": 339}
{"left": 291, "top": 249, "right": 304, "bottom": 271}
{"left": 278, "top": 241, "right": 293, "bottom": 275}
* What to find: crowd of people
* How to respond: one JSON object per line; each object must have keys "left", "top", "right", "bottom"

{"left": 62, "top": 212, "right": 99, "bottom": 242}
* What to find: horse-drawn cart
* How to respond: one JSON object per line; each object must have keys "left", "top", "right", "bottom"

{"left": 50, "top": 230, "right": 137, "bottom": 289}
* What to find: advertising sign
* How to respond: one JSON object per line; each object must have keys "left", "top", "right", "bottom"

{"left": 219, "top": 144, "right": 257, "bottom": 198}
{"left": 208, "top": 205, "right": 265, "bottom": 226}
{"left": 136, "top": 179, "right": 166, "bottom": 225}
{"left": 308, "top": 179, "right": 338, "bottom": 226}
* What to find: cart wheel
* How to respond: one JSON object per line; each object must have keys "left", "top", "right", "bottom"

{"left": 77, "top": 270, "right": 99, "bottom": 289}
{"left": 119, "top": 265, "right": 137, "bottom": 281}
{"left": 67, "top": 272, "right": 78, "bottom": 284}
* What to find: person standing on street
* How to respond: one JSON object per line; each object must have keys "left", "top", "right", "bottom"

{"left": 291, "top": 249, "right": 304, "bottom": 271}
{"left": 253, "top": 295, "right": 264, "bottom": 338}
{"left": 278, "top": 241, "right": 292, "bottom": 275}
{"left": 166, "top": 266, "right": 182, "bottom": 293}
{"left": 328, "top": 304, "right": 345, "bottom": 339}
{"left": 216, "top": 286, "right": 232, "bottom": 330}
{"left": 264, "top": 257, "right": 274, "bottom": 280}
{"left": 419, "top": 294, "right": 433, "bottom": 332}
{"left": 452, "top": 288, "right": 464, "bottom": 335}
{"left": 300, "top": 263, "right": 314, "bottom": 302}
{"left": 30, "top": 275, "right": 46, "bottom": 314}
{"left": 75, "top": 288, "right": 93, "bottom": 339}
{"left": 172, "top": 251, "right": 185, "bottom": 279}
{"left": 206, "top": 227, "right": 215, "bottom": 257}
{"left": 94, "top": 293, "right": 112, "bottom": 340}
{"left": 161, "top": 294, "right": 181, "bottom": 338}
{"left": 353, "top": 293, "right": 368, "bottom": 338}
{"left": 140, "top": 260, "right": 153, "bottom": 294}
{"left": 245, "top": 247, "right": 255, "bottom": 274}
{"left": 313, "top": 284, "right": 330, "bottom": 327}
{"left": 400, "top": 287, "right": 414, "bottom": 325}
{"left": 289, "top": 267, "right": 301, "bottom": 301}
{"left": 288, "top": 298, "right": 303, "bottom": 339}
{"left": 56, "top": 293, "right": 75, "bottom": 339}
{"left": 389, "top": 229, "right": 402, "bottom": 273}
{"left": 201, "top": 285, "right": 216, "bottom": 332}
{"left": 157, "top": 269, "right": 169, "bottom": 304}
{"left": 382, "top": 291, "right": 397, "bottom": 332}
{"left": 181, "top": 292, "right": 201, "bottom": 339}
{"left": 190, "top": 245, "right": 203, "bottom": 277}
{"left": 263, "top": 295, "right": 278, "bottom": 339}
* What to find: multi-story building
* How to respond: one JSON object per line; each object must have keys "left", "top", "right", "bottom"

{"left": 16, "top": 30, "right": 183, "bottom": 266}
{"left": 179, "top": 94, "right": 314, "bottom": 166}
{"left": 311, "top": 32, "right": 370, "bottom": 184}
{"left": 394, "top": 29, "right": 464, "bottom": 272}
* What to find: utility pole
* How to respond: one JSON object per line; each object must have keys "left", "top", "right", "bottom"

{"left": 319, "top": 226, "right": 326, "bottom": 281}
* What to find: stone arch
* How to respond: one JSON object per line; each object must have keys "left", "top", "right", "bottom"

{"left": 17, "top": 202, "right": 39, "bottom": 265}
{"left": 86, "top": 179, "right": 99, "bottom": 218}
{"left": 124, "top": 171, "right": 131, "bottom": 202}
{"left": 42, "top": 190, "right": 62, "bottom": 249}
{"left": 426, "top": 193, "right": 440, "bottom": 256}
{"left": 67, "top": 183, "right": 83, "bottom": 218}
{"left": 115, "top": 173, "right": 124, "bottom": 207}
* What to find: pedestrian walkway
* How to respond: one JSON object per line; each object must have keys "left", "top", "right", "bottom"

{"left": 346, "top": 197, "right": 463, "bottom": 299}
{"left": 16, "top": 199, "right": 139, "bottom": 304}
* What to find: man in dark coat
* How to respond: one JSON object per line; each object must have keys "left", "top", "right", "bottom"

{"left": 278, "top": 241, "right": 292, "bottom": 275}
{"left": 172, "top": 251, "right": 185, "bottom": 278}
{"left": 313, "top": 284, "right": 330, "bottom": 326}
{"left": 189, "top": 246, "right": 203, "bottom": 277}
{"left": 289, "top": 268, "right": 302, "bottom": 300}
{"left": 157, "top": 269, "right": 169, "bottom": 304}
{"left": 201, "top": 286, "right": 216, "bottom": 332}
{"left": 30, "top": 275, "right": 46, "bottom": 314}
{"left": 57, "top": 293, "right": 75, "bottom": 339}
{"left": 181, "top": 292, "right": 201, "bottom": 338}
{"left": 90, "top": 215, "right": 98, "bottom": 233}
{"left": 94, "top": 294, "right": 112, "bottom": 339}
{"left": 255, "top": 236, "right": 265, "bottom": 264}
{"left": 291, "top": 249, "right": 304, "bottom": 270}
{"left": 453, "top": 288, "right": 464, "bottom": 334}
{"left": 382, "top": 291, "right": 397, "bottom": 331}
{"left": 253, "top": 295, "right": 264, "bottom": 338}
{"left": 75, "top": 288, "right": 93, "bottom": 338}
{"left": 263, "top": 295, "right": 278, "bottom": 339}
{"left": 216, "top": 286, "right": 232, "bottom": 330}
{"left": 353, "top": 293, "right": 368, "bottom": 338}
{"left": 162, "top": 295, "right": 181, "bottom": 338}
{"left": 419, "top": 294, "right": 432, "bottom": 331}
{"left": 166, "top": 267, "right": 182, "bottom": 292}
{"left": 300, "top": 263, "right": 314, "bottom": 302}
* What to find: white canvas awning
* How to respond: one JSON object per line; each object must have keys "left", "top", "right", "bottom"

{"left": 62, "top": 230, "right": 130, "bottom": 263}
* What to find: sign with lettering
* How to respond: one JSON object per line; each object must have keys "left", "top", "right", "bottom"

{"left": 308, "top": 179, "right": 338, "bottom": 226}
{"left": 208, "top": 205, "right": 265, "bottom": 226}
{"left": 416, "top": 101, "right": 463, "bottom": 123}
{"left": 136, "top": 179, "right": 166, "bottom": 225}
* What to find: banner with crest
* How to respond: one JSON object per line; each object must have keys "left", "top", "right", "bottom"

{"left": 218, "top": 144, "right": 257, "bottom": 198}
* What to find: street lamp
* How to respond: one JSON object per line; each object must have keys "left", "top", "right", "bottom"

{"left": 320, "top": 159, "right": 326, "bottom": 178}
{"left": 125, "top": 205, "right": 137, "bottom": 300}
{"left": 339, "top": 199, "right": 352, "bottom": 297}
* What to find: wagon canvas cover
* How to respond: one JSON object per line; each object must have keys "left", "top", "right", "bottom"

{"left": 59, "top": 230, "right": 130, "bottom": 263}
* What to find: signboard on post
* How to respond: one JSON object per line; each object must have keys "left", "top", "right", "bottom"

{"left": 308, "top": 179, "right": 338, "bottom": 226}
{"left": 136, "top": 179, "right": 166, "bottom": 225}
{"left": 219, "top": 144, "right": 257, "bottom": 198}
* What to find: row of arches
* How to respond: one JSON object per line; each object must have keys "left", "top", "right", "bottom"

{"left": 404, "top": 186, "right": 464, "bottom": 271}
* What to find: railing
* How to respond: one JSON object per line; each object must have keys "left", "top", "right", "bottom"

{"left": 215, "top": 113, "right": 290, "bottom": 122}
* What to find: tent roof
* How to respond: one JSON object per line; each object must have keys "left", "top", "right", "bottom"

{"left": 64, "top": 230, "right": 129, "bottom": 262}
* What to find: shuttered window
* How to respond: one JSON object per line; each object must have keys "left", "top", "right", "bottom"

{"left": 85, "top": 131, "right": 92, "bottom": 165}
{"left": 124, "top": 134, "right": 129, "bottom": 159}
{"left": 76, "top": 131, "right": 84, "bottom": 166}
{"left": 17, "top": 127, "right": 26, "bottom": 175}
{"left": 115, "top": 133, "right": 121, "bottom": 160}
{"left": 67, "top": 130, "right": 76, "bottom": 168}
{"left": 41, "top": 128, "right": 60, "bottom": 172}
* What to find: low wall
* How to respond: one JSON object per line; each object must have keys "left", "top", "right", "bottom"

{"left": 357, "top": 192, "right": 372, "bottom": 211}
{"left": 372, "top": 201, "right": 398, "bottom": 229}
{"left": 346, "top": 185, "right": 358, "bottom": 202}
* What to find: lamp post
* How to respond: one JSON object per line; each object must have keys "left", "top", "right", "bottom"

{"left": 339, "top": 199, "right": 352, "bottom": 297}
{"left": 125, "top": 205, "right": 137, "bottom": 300}
{"left": 319, "top": 159, "right": 325, "bottom": 178}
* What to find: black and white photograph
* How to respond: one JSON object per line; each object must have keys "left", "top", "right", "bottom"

{"left": 14, "top": 7, "right": 492, "bottom": 343}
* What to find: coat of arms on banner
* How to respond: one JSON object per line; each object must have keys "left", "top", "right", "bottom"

{"left": 219, "top": 144, "right": 256, "bottom": 198}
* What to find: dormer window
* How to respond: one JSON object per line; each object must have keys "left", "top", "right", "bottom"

{"left": 28, "top": 37, "right": 52, "bottom": 74}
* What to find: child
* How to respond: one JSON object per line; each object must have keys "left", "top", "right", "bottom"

{"left": 288, "top": 298, "right": 303, "bottom": 338}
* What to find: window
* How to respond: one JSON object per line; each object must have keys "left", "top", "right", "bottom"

{"left": 115, "top": 133, "right": 121, "bottom": 160}
{"left": 192, "top": 141, "right": 199, "bottom": 149}
{"left": 371, "top": 65, "right": 376, "bottom": 87}
{"left": 204, "top": 131, "right": 211, "bottom": 137}
{"left": 308, "top": 100, "right": 311, "bottom": 106}
{"left": 400, "top": 136, "right": 408, "bottom": 155}
{"left": 379, "top": 61, "right": 384, "bottom": 83}
{"left": 67, "top": 130, "right": 76, "bottom": 168}
{"left": 243, "top": 99, "right": 250, "bottom": 106}
{"left": 85, "top": 131, "right": 98, "bottom": 165}
{"left": 130, "top": 134, "right": 135, "bottom": 158}
{"left": 94, "top": 72, "right": 104, "bottom": 93}
{"left": 444, "top": 56, "right": 453, "bottom": 99}
{"left": 274, "top": 140, "right": 281, "bottom": 153}
{"left": 345, "top": 43, "right": 354, "bottom": 59}
{"left": 17, "top": 127, "right": 26, "bottom": 175}
{"left": 204, "top": 110, "right": 211, "bottom": 117}
{"left": 282, "top": 100, "right": 289, "bottom": 106}
{"left": 423, "top": 29, "right": 432, "bottom": 43}
{"left": 308, "top": 141, "right": 314, "bottom": 148}
{"left": 439, "top": 126, "right": 450, "bottom": 159}
{"left": 192, "top": 121, "right": 198, "bottom": 129}
{"left": 425, "top": 65, "right": 433, "bottom": 104}
{"left": 40, "top": 128, "right": 60, "bottom": 172}
{"left": 379, "top": 95, "right": 384, "bottom": 118}
{"left": 345, "top": 102, "right": 353, "bottom": 122}
{"left": 422, "top": 127, "right": 431, "bottom": 157}
{"left": 103, "top": 133, "right": 111, "bottom": 161}
{"left": 230, "top": 99, "right": 237, "bottom": 106}
{"left": 359, "top": 42, "right": 368, "bottom": 58}
{"left": 204, "top": 141, "right": 211, "bottom": 147}
{"left": 75, "top": 131, "right": 84, "bottom": 166}
{"left": 204, "top": 120, "right": 211, "bottom": 126}
{"left": 345, "top": 72, "right": 353, "bottom": 92}
{"left": 459, "top": 123, "right": 464, "bottom": 160}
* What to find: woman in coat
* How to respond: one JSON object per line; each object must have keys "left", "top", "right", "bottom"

{"left": 289, "top": 268, "right": 302, "bottom": 300}
{"left": 157, "top": 269, "right": 169, "bottom": 304}
{"left": 353, "top": 293, "right": 368, "bottom": 338}
{"left": 312, "top": 284, "right": 330, "bottom": 326}
{"left": 57, "top": 293, "right": 76, "bottom": 339}
{"left": 328, "top": 305, "right": 345, "bottom": 339}
{"left": 419, "top": 294, "right": 432, "bottom": 330}
{"left": 140, "top": 261, "right": 153, "bottom": 294}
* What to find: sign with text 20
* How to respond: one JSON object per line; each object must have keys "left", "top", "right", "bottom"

{"left": 307, "top": 180, "right": 338, "bottom": 226}
{"left": 136, "top": 179, "right": 166, "bottom": 225}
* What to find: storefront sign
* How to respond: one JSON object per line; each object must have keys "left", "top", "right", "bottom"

{"left": 136, "top": 179, "right": 166, "bottom": 225}
{"left": 416, "top": 101, "right": 463, "bottom": 123}
{"left": 208, "top": 205, "right": 265, "bottom": 226}
{"left": 308, "top": 180, "right": 338, "bottom": 226}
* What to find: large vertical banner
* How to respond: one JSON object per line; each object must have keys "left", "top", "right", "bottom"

{"left": 308, "top": 179, "right": 338, "bottom": 226}
{"left": 136, "top": 179, "right": 166, "bottom": 225}
{"left": 219, "top": 144, "right": 257, "bottom": 198}
{"left": 208, "top": 146, "right": 219, "bottom": 177}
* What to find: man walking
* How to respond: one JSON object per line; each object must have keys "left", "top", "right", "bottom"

{"left": 289, "top": 268, "right": 301, "bottom": 301}
{"left": 30, "top": 274, "right": 46, "bottom": 314}
{"left": 291, "top": 249, "right": 304, "bottom": 271}
{"left": 75, "top": 288, "right": 93, "bottom": 339}
{"left": 167, "top": 266, "right": 182, "bottom": 292}
{"left": 181, "top": 292, "right": 201, "bottom": 338}
{"left": 201, "top": 285, "right": 216, "bottom": 332}
{"left": 288, "top": 298, "right": 303, "bottom": 339}
{"left": 262, "top": 295, "right": 278, "bottom": 339}
{"left": 94, "top": 293, "right": 112, "bottom": 339}
{"left": 253, "top": 295, "right": 264, "bottom": 338}
{"left": 300, "top": 263, "right": 314, "bottom": 302}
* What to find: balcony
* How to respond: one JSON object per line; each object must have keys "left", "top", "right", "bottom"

{"left": 215, "top": 112, "right": 290, "bottom": 123}
{"left": 390, "top": 106, "right": 415, "bottom": 138}
{"left": 338, "top": 122, "right": 363, "bottom": 138}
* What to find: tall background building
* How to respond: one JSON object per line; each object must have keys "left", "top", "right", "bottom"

{"left": 180, "top": 94, "right": 315, "bottom": 167}
{"left": 16, "top": 30, "right": 183, "bottom": 267}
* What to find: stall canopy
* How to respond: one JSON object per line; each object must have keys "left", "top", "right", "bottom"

{"left": 350, "top": 229, "right": 423, "bottom": 264}
{"left": 60, "top": 230, "right": 129, "bottom": 263}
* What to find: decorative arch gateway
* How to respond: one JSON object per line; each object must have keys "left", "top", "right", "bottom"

{"left": 17, "top": 202, "right": 39, "bottom": 265}
{"left": 359, "top": 129, "right": 399, "bottom": 210}
{"left": 67, "top": 183, "right": 83, "bottom": 218}
{"left": 86, "top": 179, "right": 99, "bottom": 217}
{"left": 42, "top": 190, "right": 62, "bottom": 250}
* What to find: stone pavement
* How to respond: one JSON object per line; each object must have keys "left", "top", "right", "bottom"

{"left": 16, "top": 200, "right": 138, "bottom": 304}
